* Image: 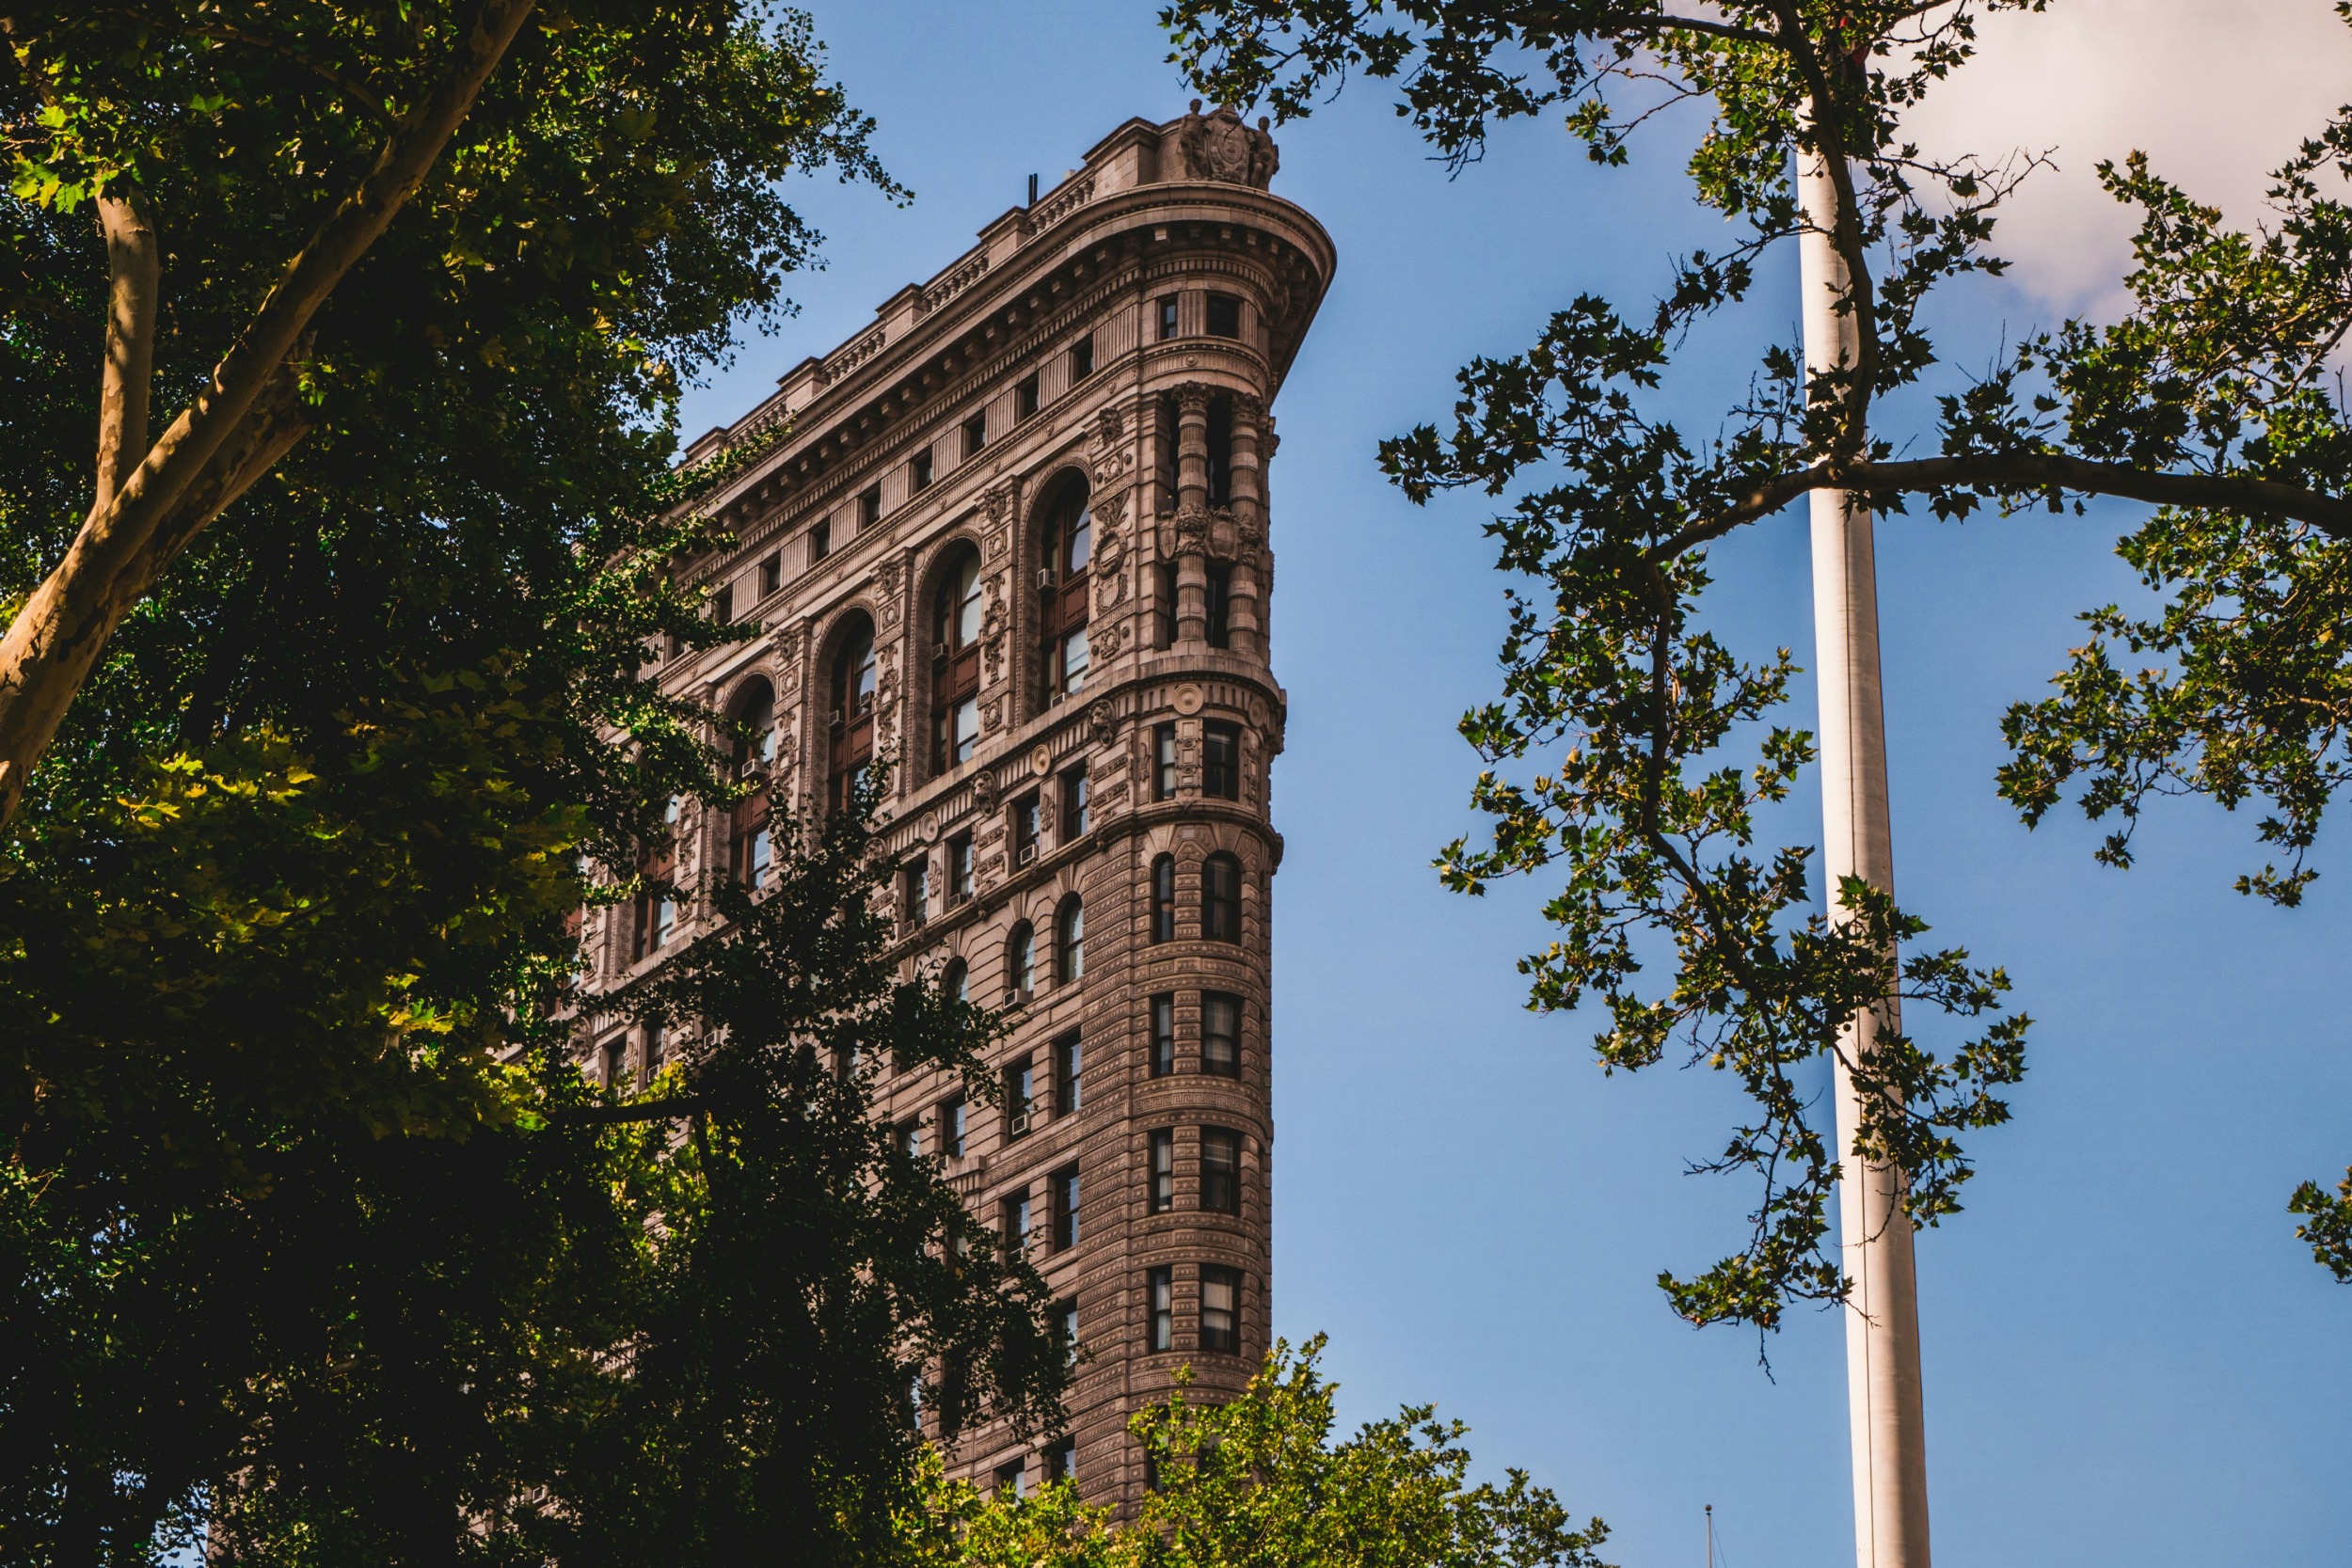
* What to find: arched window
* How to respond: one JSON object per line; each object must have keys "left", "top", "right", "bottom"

{"left": 942, "top": 957, "right": 969, "bottom": 1006}
{"left": 727, "top": 678, "right": 775, "bottom": 885}
{"left": 1037, "top": 475, "right": 1092, "bottom": 705}
{"left": 1150, "top": 854, "right": 1175, "bottom": 943}
{"left": 1202, "top": 852, "right": 1242, "bottom": 943}
{"left": 1056, "top": 896, "right": 1086, "bottom": 985}
{"left": 930, "top": 545, "right": 984, "bottom": 776}
{"left": 828, "top": 617, "right": 877, "bottom": 814}
{"left": 1007, "top": 921, "right": 1035, "bottom": 999}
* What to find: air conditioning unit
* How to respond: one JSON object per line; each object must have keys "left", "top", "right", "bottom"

{"left": 1036, "top": 567, "right": 1055, "bottom": 591}
{"left": 1008, "top": 1113, "right": 1030, "bottom": 1136}
{"left": 1015, "top": 844, "right": 1037, "bottom": 866}
{"left": 934, "top": 641, "right": 952, "bottom": 660}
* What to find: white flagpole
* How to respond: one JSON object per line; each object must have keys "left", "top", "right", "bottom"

{"left": 1796, "top": 142, "right": 1934, "bottom": 1568}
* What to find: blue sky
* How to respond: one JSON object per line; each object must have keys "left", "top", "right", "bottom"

{"left": 679, "top": 7, "right": 2352, "bottom": 1563}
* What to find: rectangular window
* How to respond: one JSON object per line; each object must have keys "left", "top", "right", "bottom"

{"left": 1011, "top": 792, "right": 1041, "bottom": 866}
{"left": 1202, "top": 992, "right": 1241, "bottom": 1078}
{"left": 1057, "top": 1297, "right": 1080, "bottom": 1368}
{"left": 859, "top": 485, "right": 882, "bottom": 530}
{"left": 1205, "top": 292, "right": 1242, "bottom": 339}
{"left": 1151, "top": 993, "right": 1175, "bottom": 1078}
{"left": 1054, "top": 1032, "right": 1083, "bottom": 1117}
{"left": 910, "top": 448, "right": 934, "bottom": 493}
{"left": 758, "top": 552, "right": 782, "bottom": 594}
{"left": 940, "top": 1096, "right": 967, "bottom": 1158}
{"left": 642, "top": 1022, "right": 665, "bottom": 1084}
{"left": 1203, "top": 721, "right": 1240, "bottom": 800}
{"left": 1051, "top": 1163, "right": 1080, "bottom": 1250}
{"left": 1200, "top": 1266, "right": 1241, "bottom": 1353}
{"left": 993, "top": 1459, "right": 1025, "bottom": 1498}
{"left": 810, "top": 518, "right": 831, "bottom": 561}
{"left": 1154, "top": 723, "right": 1178, "bottom": 800}
{"left": 1017, "top": 372, "right": 1041, "bottom": 420}
{"left": 1057, "top": 625, "right": 1090, "bottom": 699}
{"left": 1070, "top": 333, "right": 1095, "bottom": 381}
{"left": 946, "top": 833, "right": 974, "bottom": 905}
{"left": 897, "top": 1117, "right": 923, "bottom": 1160}
{"left": 1000, "top": 1190, "right": 1031, "bottom": 1253}
{"left": 1060, "top": 766, "right": 1089, "bottom": 839}
{"left": 904, "top": 860, "right": 929, "bottom": 928}
{"left": 598, "top": 1035, "right": 626, "bottom": 1088}
{"left": 1149, "top": 1265, "right": 1173, "bottom": 1353}
{"left": 1150, "top": 1128, "right": 1174, "bottom": 1212}
{"left": 1205, "top": 563, "right": 1231, "bottom": 649}
{"left": 1157, "top": 562, "right": 1179, "bottom": 649}
{"left": 712, "top": 582, "right": 735, "bottom": 625}
{"left": 1201, "top": 1127, "right": 1242, "bottom": 1214}
{"left": 962, "top": 412, "right": 987, "bottom": 457}
{"left": 1207, "top": 397, "right": 1233, "bottom": 504}
{"left": 1156, "top": 295, "right": 1180, "bottom": 341}
{"left": 1005, "top": 1055, "right": 1034, "bottom": 1137}
{"left": 1046, "top": 1436, "right": 1076, "bottom": 1483}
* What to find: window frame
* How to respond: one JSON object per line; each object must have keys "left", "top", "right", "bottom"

{"left": 1156, "top": 294, "right": 1180, "bottom": 340}
{"left": 1150, "top": 1127, "right": 1175, "bottom": 1213}
{"left": 1054, "top": 1031, "right": 1083, "bottom": 1117}
{"left": 1154, "top": 723, "right": 1178, "bottom": 800}
{"left": 1070, "top": 333, "right": 1095, "bottom": 380}
{"left": 1017, "top": 372, "right": 1041, "bottom": 420}
{"left": 939, "top": 1095, "right": 968, "bottom": 1158}
{"left": 1202, "top": 854, "right": 1243, "bottom": 944}
{"left": 1151, "top": 992, "right": 1176, "bottom": 1078}
{"left": 1150, "top": 853, "right": 1176, "bottom": 943}
{"left": 1200, "top": 1265, "right": 1242, "bottom": 1354}
{"left": 1203, "top": 721, "right": 1240, "bottom": 800}
{"left": 1060, "top": 765, "right": 1090, "bottom": 840}
{"left": 1205, "top": 292, "right": 1242, "bottom": 339}
{"left": 1148, "top": 1265, "right": 1173, "bottom": 1352}
{"left": 1201, "top": 1127, "right": 1242, "bottom": 1214}
{"left": 1202, "top": 990, "right": 1242, "bottom": 1078}
{"left": 961, "top": 411, "right": 987, "bottom": 457}
{"left": 1004, "top": 1055, "right": 1034, "bottom": 1138}
{"left": 1051, "top": 1163, "right": 1080, "bottom": 1251}
{"left": 1007, "top": 920, "right": 1035, "bottom": 998}
{"left": 1056, "top": 895, "right": 1086, "bottom": 984}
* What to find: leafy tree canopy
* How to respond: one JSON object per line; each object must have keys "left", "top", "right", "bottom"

{"left": 1163, "top": 0, "right": 2352, "bottom": 1315}
{"left": 903, "top": 1337, "right": 1612, "bottom": 1568}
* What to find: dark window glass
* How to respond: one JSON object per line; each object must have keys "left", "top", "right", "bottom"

{"left": 1011, "top": 793, "right": 1041, "bottom": 866}
{"left": 1007, "top": 921, "right": 1035, "bottom": 998}
{"left": 1205, "top": 563, "right": 1232, "bottom": 649}
{"left": 810, "top": 518, "right": 831, "bottom": 561}
{"left": 1061, "top": 767, "right": 1090, "bottom": 838}
{"left": 1202, "top": 991, "right": 1241, "bottom": 1077}
{"left": 904, "top": 860, "right": 929, "bottom": 928}
{"left": 897, "top": 1117, "right": 923, "bottom": 1160}
{"left": 1158, "top": 561, "right": 1179, "bottom": 648}
{"left": 1157, "top": 295, "right": 1180, "bottom": 340}
{"left": 1150, "top": 854, "right": 1175, "bottom": 943}
{"left": 962, "top": 412, "right": 987, "bottom": 456}
{"left": 1154, "top": 723, "right": 1178, "bottom": 800}
{"left": 1056, "top": 1299, "right": 1080, "bottom": 1369}
{"left": 599, "top": 1035, "right": 625, "bottom": 1088}
{"left": 1017, "top": 373, "right": 1041, "bottom": 420}
{"left": 1149, "top": 1266, "right": 1173, "bottom": 1352}
{"left": 1202, "top": 1127, "right": 1242, "bottom": 1214}
{"left": 1200, "top": 1266, "right": 1241, "bottom": 1353}
{"left": 947, "top": 834, "right": 974, "bottom": 904}
{"left": 1155, "top": 395, "right": 1179, "bottom": 511}
{"left": 943, "top": 959, "right": 969, "bottom": 1006}
{"left": 1054, "top": 1033, "right": 1082, "bottom": 1116}
{"left": 1040, "top": 477, "right": 1094, "bottom": 703}
{"left": 1052, "top": 1164, "right": 1080, "bottom": 1250}
{"left": 859, "top": 485, "right": 882, "bottom": 529}
{"left": 1206, "top": 293, "right": 1242, "bottom": 339}
{"left": 1151, "top": 993, "right": 1175, "bottom": 1078}
{"left": 1203, "top": 721, "right": 1240, "bottom": 800}
{"left": 828, "top": 620, "right": 878, "bottom": 814}
{"left": 931, "top": 546, "right": 983, "bottom": 775}
{"left": 1001, "top": 1190, "right": 1031, "bottom": 1252}
{"left": 993, "top": 1459, "right": 1025, "bottom": 1498}
{"left": 1071, "top": 334, "right": 1095, "bottom": 380}
{"left": 642, "top": 1022, "right": 664, "bottom": 1084}
{"left": 911, "top": 448, "right": 933, "bottom": 492}
{"left": 727, "top": 682, "right": 774, "bottom": 886}
{"left": 712, "top": 582, "right": 734, "bottom": 625}
{"left": 1202, "top": 856, "right": 1243, "bottom": 945}
{"left": 940, "top": 1096, "right": 967, "bottom": 1158}
{"left": 1005, "top": 1055, "right": 1034, "bottom": 1136}
{"left": 1047, "top": 1437, "right": 1077, "bottom": 1483}
{"left": 1056, "top": 897, "right": 1085, "bottom": 983}
{"left": 758, "top": 552, "right": 781, "bottom": 594}
{"left": 1151, "top": 1128, "right": 1174, "bottom": 1213}
{"left": 1207, "top": 397, "right": 1232, "bottom": 504}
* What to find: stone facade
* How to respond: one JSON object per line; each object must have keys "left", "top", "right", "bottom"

{"left": 581, "top": 112, "right": 1332, "bottom": 1509}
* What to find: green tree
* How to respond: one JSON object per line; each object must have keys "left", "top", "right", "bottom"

{"left": 905, "top": 1337, "right": 1611, "bottom": 1568}
{"left": 1, "top": 5, "right": 1067, "bottom": 1561}
{"left": 1162, "top": 0, "right": 2352, "bottom": 1309}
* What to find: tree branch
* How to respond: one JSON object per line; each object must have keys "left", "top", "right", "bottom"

{"left": 0, "top": 0, "right": 538, "bottom": 829}
{"left": 90, "top": 181, "right": 157, "bottom": 518}
{"left": 548, "top": 1095, "right": 711, "bottom": 1128}
{"left": 1648, "top": 453, "right": 2352, "bottom": 562}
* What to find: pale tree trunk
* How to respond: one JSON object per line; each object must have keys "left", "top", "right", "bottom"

{"left": 0, "top": 0, "right": 538, "bottom": 826}
{"left": 1798, "top": 146, "right": 1934, "bottom": 1568}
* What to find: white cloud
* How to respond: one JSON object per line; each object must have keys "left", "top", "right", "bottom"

{"left": 1903, "top": 0, "right": 2352, "bottom": 314}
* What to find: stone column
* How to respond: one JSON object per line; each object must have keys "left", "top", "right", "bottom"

{"left": 1173, "top": 384, "right": 1211, "bottom": 645}
{"left": 1226, "top": 392, "right": 1266, "bottom": 661}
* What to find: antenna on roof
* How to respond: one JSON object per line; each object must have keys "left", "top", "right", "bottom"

{"left": 1027, "top": 172, "right": 1039, "bottom": 206}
